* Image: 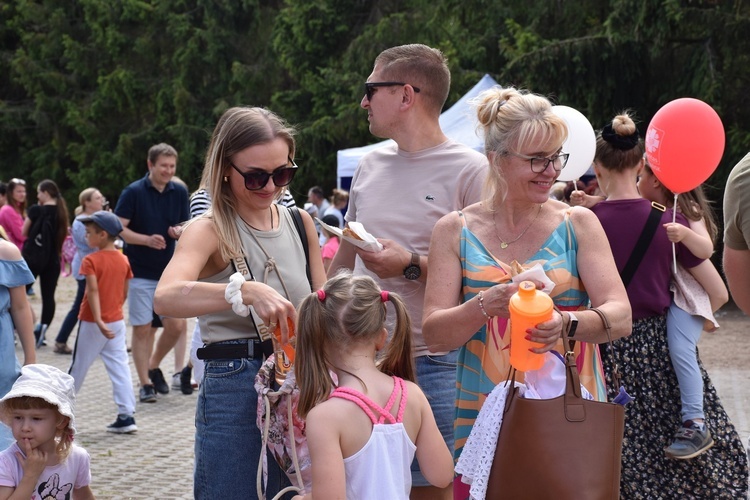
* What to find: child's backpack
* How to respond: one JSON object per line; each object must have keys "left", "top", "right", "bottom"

{"left": 22, "top": 210, "right": 54, "bottom": 273}
{"left": 60, "top": 229, "right": 76, "bottom": 276}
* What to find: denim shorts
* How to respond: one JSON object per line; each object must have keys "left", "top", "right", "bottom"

{"left": 128, "top": 278, "right": 158, "bottom": 327}
{"left": 410, "top": 350, "right": 458, "bottom": 487}
{"left": 194, "top": 355, "right": 291, "bottom": 499}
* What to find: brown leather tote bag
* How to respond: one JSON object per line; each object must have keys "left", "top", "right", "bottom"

{"left": 486, "top": 308, "right": 624, "bottom": 500}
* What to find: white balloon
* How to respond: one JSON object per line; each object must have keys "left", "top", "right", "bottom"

{"left": 551, "top": 105, "right": 596, "bottom": 182}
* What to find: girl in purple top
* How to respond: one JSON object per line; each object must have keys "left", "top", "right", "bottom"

{"left": 584, "top": 111, "right": 748, "bottom": 498}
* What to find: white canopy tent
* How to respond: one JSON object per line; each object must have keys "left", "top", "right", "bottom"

{"left": 336, "top": 74, "right": 500, "bottom": 189}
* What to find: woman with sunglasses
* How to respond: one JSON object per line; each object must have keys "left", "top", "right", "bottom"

{"left": 422, "top": 87, "right": 632, "bottom": 498}
{"left": 0, "top": 179, "right": 28, "bottom": 251}
{"left": 155, "top": 106, "right": 325, "bottom": 500}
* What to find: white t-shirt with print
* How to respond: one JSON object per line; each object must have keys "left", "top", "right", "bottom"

{"left": 0, "top": 442, "right": 91, "bottom": 498}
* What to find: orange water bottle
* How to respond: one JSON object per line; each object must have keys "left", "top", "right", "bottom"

{"left": 509, "top": 281, "right": 553, "bottom": 371}
{"left": 272, "top": 318, "right": 296, "bottom": 385}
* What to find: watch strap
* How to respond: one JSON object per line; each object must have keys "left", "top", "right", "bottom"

{"left": 567, "top": 311, "right": 579, "bottom": 338}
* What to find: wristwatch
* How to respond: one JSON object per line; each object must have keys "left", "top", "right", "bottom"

{"left": 403, "top": 252, "right": 421, "bottom": 280}
{"left": 567, "top": 311, "right": 579, "bottom": 338}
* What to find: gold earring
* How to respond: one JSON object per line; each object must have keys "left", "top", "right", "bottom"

{"left": 223, "top": 176, "right": 229, "bottom": 182}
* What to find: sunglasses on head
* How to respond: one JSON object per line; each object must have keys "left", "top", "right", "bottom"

{"left": 10, "top": 178, "right": 26, "bottom": 185}
{"left": 230, "top": 157, "right": 298, "bottom": 191}
{"left": 364, "top": 81, "right": 421, "bottom": 101}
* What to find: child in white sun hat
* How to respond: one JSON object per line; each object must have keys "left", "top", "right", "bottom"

{"left": 0, "top": 364, "right": 94, "bottom": 499}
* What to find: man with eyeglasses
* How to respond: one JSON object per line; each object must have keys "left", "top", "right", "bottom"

{"left": 115, "top": 143, "right": 189, "bottom": 403}
{"left": 328, "top": 44, "right": 488, "bottom": 500}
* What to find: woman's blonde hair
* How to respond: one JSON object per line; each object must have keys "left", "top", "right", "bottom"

{"left": 330, "top": 188, "right": 349, "bottom": 207}
{"left": 201, "top": 107, "right": 296, "bottom": 262}
{"left": 295, "top": 271, "right": 415, "bottom": 417}
{"left": 1, "top": 396, "right": 73, "bottom": 460}
{"left": 472, "top": 87, "right": 567, "bottom": 205}
{"left": 75, "top": 187, "right": 98, "bottom": 216}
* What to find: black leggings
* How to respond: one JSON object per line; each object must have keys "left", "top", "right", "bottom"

{"left": 26, "top": 256, "right": 60, "bottom": 326}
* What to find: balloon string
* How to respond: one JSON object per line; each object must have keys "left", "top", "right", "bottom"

{"left": 672, "top": 193, "right": 678, "bottom": 274}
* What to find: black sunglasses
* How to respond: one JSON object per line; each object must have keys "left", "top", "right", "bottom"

{"left": 230, "top": 158, "right": 298, "bottom": 191}
{"left": 364, "top": 81, "right": 421, "bottom": 101}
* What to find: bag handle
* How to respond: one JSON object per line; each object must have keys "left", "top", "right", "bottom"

{"left": 257, "top": 388, "right": 304, "bottom": 499}
{"left": 588, "top": 307, "right": 622, "bottom": 390}
{"left": 558, "top": 306, "right": 622, "bottom": 390}
{"left": 503, "top": 306, "right": 624, "bottom": 415}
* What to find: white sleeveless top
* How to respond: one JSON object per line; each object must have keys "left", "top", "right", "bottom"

{"left": 331, "top": 377, "right": 416, "bottom": 499}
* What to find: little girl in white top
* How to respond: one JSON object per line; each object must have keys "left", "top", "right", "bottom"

{"left": 292, "top": 271, "right": 453, "bottom": 500}
{"left": 0, "top": 364, "right": 94, "bottom": 499}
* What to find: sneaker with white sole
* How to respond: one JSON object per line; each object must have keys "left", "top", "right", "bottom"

{"left": 665, "top": 420, "right": 714, "bottom": 459}
{"left": 106, "top": 415, "right": 137, "bottom": 434}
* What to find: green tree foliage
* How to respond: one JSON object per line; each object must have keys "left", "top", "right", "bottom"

{"left": 1, "top": 0, "right": 748, "bottom": 215}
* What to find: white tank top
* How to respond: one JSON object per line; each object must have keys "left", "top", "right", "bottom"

{"left": 331, "top": 377, "right": 416, "bottom": 499}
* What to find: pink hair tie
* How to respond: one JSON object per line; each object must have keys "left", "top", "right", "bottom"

{"left": 381, "top": 291, "right": 389, "bottom": 302}
{"left": 316, "top": 289, "right": 326, "bottom": 302}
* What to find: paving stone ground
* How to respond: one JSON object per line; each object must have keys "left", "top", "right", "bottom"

{"left": 21, "top": 278, "right": 196, "bottom": 499}
{"left": 13, "top": 276, "right": 750, "bottom": 498}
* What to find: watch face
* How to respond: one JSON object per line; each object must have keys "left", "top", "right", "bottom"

{"left": 404, "top": 265, "right": 421, "bottom": 280}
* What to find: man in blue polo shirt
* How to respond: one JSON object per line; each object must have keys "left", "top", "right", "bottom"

{"left": 115, "top": 143, "right": 190, "bottom": 403}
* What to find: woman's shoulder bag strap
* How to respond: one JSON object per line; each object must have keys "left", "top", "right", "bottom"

{"left": 288, "top": 206, "right": 312, "bottom": 289}
{"left": 619, "top": 202, "right": 666, "bottom": 289}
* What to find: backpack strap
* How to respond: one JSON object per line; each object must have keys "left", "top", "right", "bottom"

{"left": 288, "top": 206, "right": 312, "bottom": 289}
{"left": 619, "top": 202, "right": 666, "bottom": 288}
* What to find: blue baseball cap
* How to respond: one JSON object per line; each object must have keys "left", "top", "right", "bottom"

{"left": 79, "top": 210, "right": 123, "bottom": 236}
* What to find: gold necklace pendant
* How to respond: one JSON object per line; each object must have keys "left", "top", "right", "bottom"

{"left": 494, "top": 204, "right": 543, "bottom": 249}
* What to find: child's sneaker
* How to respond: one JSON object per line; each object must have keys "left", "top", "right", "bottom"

{"left": 106, "top": 415, "right": 137, "bottom": 434}
{"left": 665, "top": 420, "right": 714, "bottom": 459}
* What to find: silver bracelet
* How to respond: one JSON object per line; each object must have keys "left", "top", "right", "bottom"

{"left": 477, "top": 290, "right": 492, "bottom": 319}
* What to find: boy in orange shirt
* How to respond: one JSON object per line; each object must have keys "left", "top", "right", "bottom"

{"left": 67, "top": 211, "right": 137, "bottom": 433}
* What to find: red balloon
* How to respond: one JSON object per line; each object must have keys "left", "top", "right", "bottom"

{"left": 645, "top": 98, "right": 724, "bottom": 194}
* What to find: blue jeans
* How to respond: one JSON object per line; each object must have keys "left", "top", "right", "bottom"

{"left": 410, "top": 350, "right": 458, "bottom": 487}
{"left": 194, "top": 356, "right": 291, "bottom": 500}
{"left": 56, "top": 278, "right": 85, "bottom": 344}
{"left": 666, "top": 302, "right": 705, "bottom": 421}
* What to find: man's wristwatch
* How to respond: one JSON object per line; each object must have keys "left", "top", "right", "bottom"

{"left": 567, "top": 311, "right": 579, "bottom": 338}
{"left": 403, "top": 252, "right": 421, "bottom": 280}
